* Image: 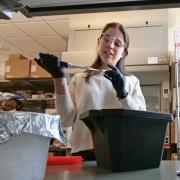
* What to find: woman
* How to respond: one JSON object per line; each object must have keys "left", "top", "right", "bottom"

{"left": 35, "top": 22, "right": 146, "bottom": 160}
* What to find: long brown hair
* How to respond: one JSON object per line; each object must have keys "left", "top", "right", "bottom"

{"left": 85, "top": 22, "right": 130, "bottom": 83}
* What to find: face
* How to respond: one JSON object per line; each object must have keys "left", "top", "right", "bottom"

{"left": 98, "top": 27, "right": 125, "bottom": 67}
{"left": 2, "top": 99, "right": 17, "bottom": 111}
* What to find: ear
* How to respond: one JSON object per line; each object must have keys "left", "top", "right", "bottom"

{"left": 98, "top": 38, "right": 100, "bottom": 45}
{"left": 121, "top": 49, "right": 126, "bottom": 59}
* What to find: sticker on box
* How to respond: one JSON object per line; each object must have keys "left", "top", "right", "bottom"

{"left": 31, "top": 65, "right": 37, "bottom": 72}
{"left": 5, "top": 66, "right": 10, "bottom": 72}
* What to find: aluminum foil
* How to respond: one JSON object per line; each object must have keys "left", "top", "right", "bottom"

{"left": 0, "top": 111, "right": 67, "bottom": 144}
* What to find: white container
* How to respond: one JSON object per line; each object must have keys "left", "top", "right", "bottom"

{"left": 0, "top": 133, "right": 50, "bottom": 180}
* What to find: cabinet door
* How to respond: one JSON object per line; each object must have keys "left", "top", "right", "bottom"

{"left": 72, "top": 26, "right": 168, "bottom": 65}
{"left": 141, "top": 85, "right": 161, "bottom": 112}
{"left": 73, "top": 29, "right": 101, "bottom": 50}
{"left": 126, "top": 25, "right": 168, "bottom": 65}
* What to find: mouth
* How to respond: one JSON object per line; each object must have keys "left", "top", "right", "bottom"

{"left": 104, "top": 50, "right": 113, "bottom": 56}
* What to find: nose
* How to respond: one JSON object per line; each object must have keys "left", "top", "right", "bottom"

{"left": 107, "top": 39, "right": 115, "bottom": 48}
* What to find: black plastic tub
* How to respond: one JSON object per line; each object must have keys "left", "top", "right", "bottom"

{"left": 80, "top": 109, "right": 173, "bottom": 172}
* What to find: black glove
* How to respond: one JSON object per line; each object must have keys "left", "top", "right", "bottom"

{"left": 104, "top": 64, "right": 128, "bottom": 99}
{"left": 34, "top": 53, "right": 66, "bottom": 78}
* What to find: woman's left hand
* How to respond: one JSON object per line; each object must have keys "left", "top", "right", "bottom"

{"left": 104, "top": 64, "right": 128, "bottom": 99}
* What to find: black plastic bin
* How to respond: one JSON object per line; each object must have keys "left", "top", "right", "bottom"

{"left": 80, "top": 109, "right": 173, "bottom": 172}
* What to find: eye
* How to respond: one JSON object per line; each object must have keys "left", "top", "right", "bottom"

{"left": 101, "top": 33, "right": 125, "bottom": 48}
{"left": 114, "top": 39, "right": 124, "bottom": 47}
{"left": 102, "top": 35, "right": 111, "bottom": 42}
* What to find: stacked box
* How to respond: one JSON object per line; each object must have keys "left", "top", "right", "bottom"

{"left": 0, "top": 61, "right": 6, "bottom": 80}
{"left": 30, "top": 60, "right": 51, "bottom": 78}
{"left": 4, "top": 54, "right": 31, "bottom": 79}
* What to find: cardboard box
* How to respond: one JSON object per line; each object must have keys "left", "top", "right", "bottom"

{"left": 4, "top": 60, "right": 10, "bottom": 78}
{"left": 171, "top": 120, "right": 176, "bottom": 144}
{"left": 0, "top": 61, "right": 6, "bottom": 80}
{"left": 30, "top": 60, "right": 51, "bottom": 78}
{"left": 9, "top": 54, "right": 27, "bottom": 61}
{"left": 4, "top": 58, "right": 31, "bottom": 79}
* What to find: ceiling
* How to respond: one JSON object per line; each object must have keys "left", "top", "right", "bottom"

{"left": 0, "top": 12, "right": 69, "bottom": 61}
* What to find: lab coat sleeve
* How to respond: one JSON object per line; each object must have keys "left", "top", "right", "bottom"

{"left": 120, "top": 78, "right": 146, "bottom": 111}
{"left": 56, "top": 76, "right": 77, "bottom": 127}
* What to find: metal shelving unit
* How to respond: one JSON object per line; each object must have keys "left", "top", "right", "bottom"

{"left": 0, "top": 78, "right": 54, "bottom": 91}
{"left": 0, "top": 78, "right": 55, "bottom": 113}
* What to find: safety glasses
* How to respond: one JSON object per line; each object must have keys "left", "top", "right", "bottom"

{"left": 100, "top": 33, "right": 126, "bottom": 48}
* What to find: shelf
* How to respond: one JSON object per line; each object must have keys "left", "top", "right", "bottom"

{"left": 22, "top": 98, "right": 55, "bottom": 106}
{"left": 0, "top": 98, "right": 55, "bottom": 102}
{"left": 26, "top": 98, "right": 55, "bottom": 101}
{"left": 126, "top": 63, "right": 170, "bottom": 72}
{"left": 0, "top": 79, "right": 56, "bottom": 112}
{"left": 0, "top": 78, "right": 54, "bottom": 91}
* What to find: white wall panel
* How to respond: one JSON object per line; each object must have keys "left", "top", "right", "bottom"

{"left": 5, "top": 37, "right": 47, "bottom": 52}
{"left": 70, "top": 25, "right": 168, "bottom": 65}
{"left": 127, "top": 26, "right": 167, "bottom": 48}
{"left": 0, "top": 24, "right": 27, "bottom": 38}
{"left": 15, "top": 21, "right": 57, "bottom": 36}
{"left": 33, "top": 36, "right": 67, "bottom": 52}
{"left": 47, "top": 20, "right": 69, "bottom": 36}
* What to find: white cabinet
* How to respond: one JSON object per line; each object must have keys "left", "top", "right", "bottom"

{"left": 65, "top": 25, "right": 168, "bottom": 67}
{"left": 73, "top": 29, "right": 101, "bottom": 50}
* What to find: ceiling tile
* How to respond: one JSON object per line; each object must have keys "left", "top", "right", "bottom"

{"left": 30, "top": 50, "right": 62, "bottom": 59}
{"left": 0, "top": 38, "right": 21, "bottom": 52}
{"left": 0, "top": 38, "right": 26, "bottom": 61}
{"left": 33, "top": 36, "right": 67, "bottom": 51}
{"left": 41, "top": 15, "right": 69, "bottom": 21}
{"left": 0, "top": 24, "right": 27, "bottom": 38}
{"left": 52, "top": 52, "right": 62, "bottom": 58}
{"left": 0, "top": 53, "right": 10, "bottom": 62}
{"left": 5, "top": 37, "right": 48, "bottom": 52}
{"left": 0, "top": 19, "right": 10, "bottom": 24}
{"left": 15, "top": 21, "right": 57, "bottom": 36}
{"left": 29, "top": 52, "right": 40, "bottom": 59}
{"left": 29, "top": 51, "right": 50, "bottom": 60}
{"left": 47, "top": 20, "right": 69, "bottom": 36}
{"left": 11, "top": 12, "right": 43, "bottom": 23}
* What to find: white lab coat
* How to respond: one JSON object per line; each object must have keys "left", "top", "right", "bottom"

{"left": 56, "top": 72, "right": 146, "bottom": 153}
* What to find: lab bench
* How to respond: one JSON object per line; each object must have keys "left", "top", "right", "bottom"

{"left": 45, "top": 161, "right": 180, "bottom": 180}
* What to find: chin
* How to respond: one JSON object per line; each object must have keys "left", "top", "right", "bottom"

{"left": 102, "top": 59, "right": 113, "bottom": 65}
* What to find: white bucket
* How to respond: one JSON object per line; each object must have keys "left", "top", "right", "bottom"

{"left": 0, "top": 133, "right": 50, "bottom": 180}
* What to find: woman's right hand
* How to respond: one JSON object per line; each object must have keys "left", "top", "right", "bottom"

{"left": 34, "top": 53, "right": 66, "bottom": 78}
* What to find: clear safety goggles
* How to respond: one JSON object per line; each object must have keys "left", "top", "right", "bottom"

{"left": 100, "top": 33, "right": 126, "bottom": 48}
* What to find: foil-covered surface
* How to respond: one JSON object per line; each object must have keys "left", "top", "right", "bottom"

{"left": 0, "top": 111, "right": 67, "bottom": 144}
